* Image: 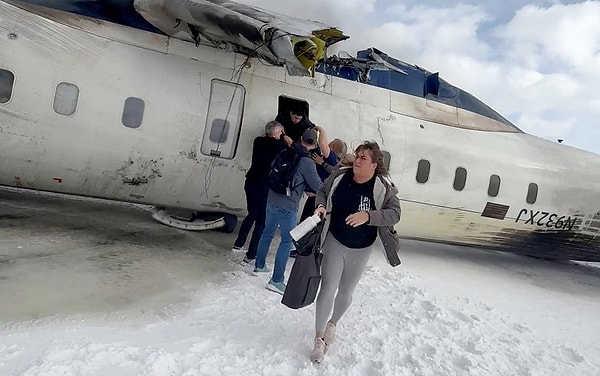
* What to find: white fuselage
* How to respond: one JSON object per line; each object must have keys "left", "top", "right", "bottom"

{"left": 1, "top": 1, "right": 600, "bottom": 260}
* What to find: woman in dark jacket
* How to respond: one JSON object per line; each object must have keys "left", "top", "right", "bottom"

{"left": 310, "top": 141, "right": 401, "bottom": 363}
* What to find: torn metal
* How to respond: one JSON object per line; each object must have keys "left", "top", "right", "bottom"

{"left": 319, "top": 48, "right": 521, "bottom": 131}
{"left": 132, "top": 0, "right": 348, "bottom": 77}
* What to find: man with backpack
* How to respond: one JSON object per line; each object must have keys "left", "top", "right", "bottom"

{"left": 254, "top": 128, "right": 323, "bottom": 295}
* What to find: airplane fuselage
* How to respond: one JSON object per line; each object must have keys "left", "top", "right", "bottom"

{"left": 1, "top": 1, "right": 600, "bottom": 261}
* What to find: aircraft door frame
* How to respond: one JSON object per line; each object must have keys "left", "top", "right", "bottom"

{"left": 200, "top": 79, "right": 246, "bottom": 159}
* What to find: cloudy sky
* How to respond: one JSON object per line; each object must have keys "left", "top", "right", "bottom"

{"left": 241, "top": 0, "right": 600, "bottom": 154}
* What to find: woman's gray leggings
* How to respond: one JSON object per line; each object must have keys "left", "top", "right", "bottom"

{"left": 315, "top": 234, "right": 372, "bottom": 333}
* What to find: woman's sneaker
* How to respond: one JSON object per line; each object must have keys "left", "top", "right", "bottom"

{"left": 324, "top": 322, "right": 336, "bottom": 345}
{"left": 310, "top": 337, "right": 328, "bottom": 363}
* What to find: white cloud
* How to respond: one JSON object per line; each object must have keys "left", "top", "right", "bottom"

{"left": 352, "top": 4, "right": 491, "bottom": 62}
{"left": 509, "top": 71, "right": 582, "bottom": 112}
{"left": 337, "top": 4, "right": 498, "bottom": 101}
{"left": 498, "top": 2, "right": 600, "bottom": 72}
{"left": 515, "top": 113, "right": 576, "bottom": 140}
{"left": 490, "top": 2, "right": 600, "bottom": 151}
{"left": 237, "top": 0, "right": 600, "bottom": 154}
{"left": 240, "top": 0, "right": 375, "bottom": 28}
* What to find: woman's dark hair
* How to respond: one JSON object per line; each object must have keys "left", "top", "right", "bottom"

{"left": 355, "top": 141, "right": 387, "bottom": 176}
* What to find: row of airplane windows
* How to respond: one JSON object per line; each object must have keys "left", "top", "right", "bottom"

{"left": 0, "top": 67, "right": 540, "bottom": 205}
{"left": 0, "top": 68, "right": 146, "bottom": 128}
{"left": 416, "top": 159, "right": 539, "bottom": 204}
{"left": 0, "top": 67, "right": 272, "bottom": 163}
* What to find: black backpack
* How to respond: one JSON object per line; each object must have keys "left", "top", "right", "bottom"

{"left": 268, "top": 148, "right": 308, "bottom": 196}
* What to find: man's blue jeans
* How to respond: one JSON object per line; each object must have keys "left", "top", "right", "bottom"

{"left": 255, "top": 202, "right": 298, "bottom": 283}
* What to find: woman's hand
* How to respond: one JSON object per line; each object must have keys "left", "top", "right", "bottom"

{"left": 345, "top": 212, "right": 369, "bottom": 227}
{"left": 314, "top": 206, "right": 327, "bottom": 219}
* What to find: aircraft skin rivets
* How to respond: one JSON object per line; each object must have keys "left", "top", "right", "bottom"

{"left": 8, "top": 33, "right": 17, "bottom": 40}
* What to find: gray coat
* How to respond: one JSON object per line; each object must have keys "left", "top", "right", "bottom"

{"left": 315, "top": 167, "right": 402, "bottom": 266}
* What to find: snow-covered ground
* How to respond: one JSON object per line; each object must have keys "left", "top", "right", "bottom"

{"left": 1, "top": 188, "right": 599, "bottom": 375}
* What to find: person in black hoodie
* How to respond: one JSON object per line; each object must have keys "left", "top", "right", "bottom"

{"left": 232, "top": 121, "right": 287, "bottom": 263}
{"left": 275, "top": 104, "right": 315, "bottom": 146}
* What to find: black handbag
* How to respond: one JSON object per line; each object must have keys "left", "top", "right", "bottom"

{"left": 281, "top": 221, "right": 324, "bottom": 309}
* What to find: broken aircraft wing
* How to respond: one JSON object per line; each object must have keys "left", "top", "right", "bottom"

{"left": 133, "top": 0, "right": 349, "bottom": 76}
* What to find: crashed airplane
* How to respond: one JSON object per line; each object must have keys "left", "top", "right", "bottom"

{"left": 1, "top": 0, "right": 600, "bottom": 261}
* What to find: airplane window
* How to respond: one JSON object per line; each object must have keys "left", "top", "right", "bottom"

{"left": 453, "top": 167, "right": 467, "bottom": 191}
{"left": 53, "top": 82, "right": 79, "bottom": 116}
{"left": 0, "top": 69, "right": 15, "bottom": 104}
{"left": 122, "top": 97, "right": 145, "bottom": 129}
{"left": 526, "top": 183, "right": 538, "bottom": 204}
{"left": 416, "top": 159, "right": 430, "bottom": 183}
{"left": 209, "top": 118, "right": 230, "bottom": 143}
{"left": 488, "top": 174, "right": 501, "bottom": 197}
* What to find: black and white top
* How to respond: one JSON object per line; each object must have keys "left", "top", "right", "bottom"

{"left": 329, "top": 170, "right": 378, "bottom": 249}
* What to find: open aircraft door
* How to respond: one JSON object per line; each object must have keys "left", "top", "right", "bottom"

{"left": 200, "top": 79, "right": 246, "bottom": 160}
